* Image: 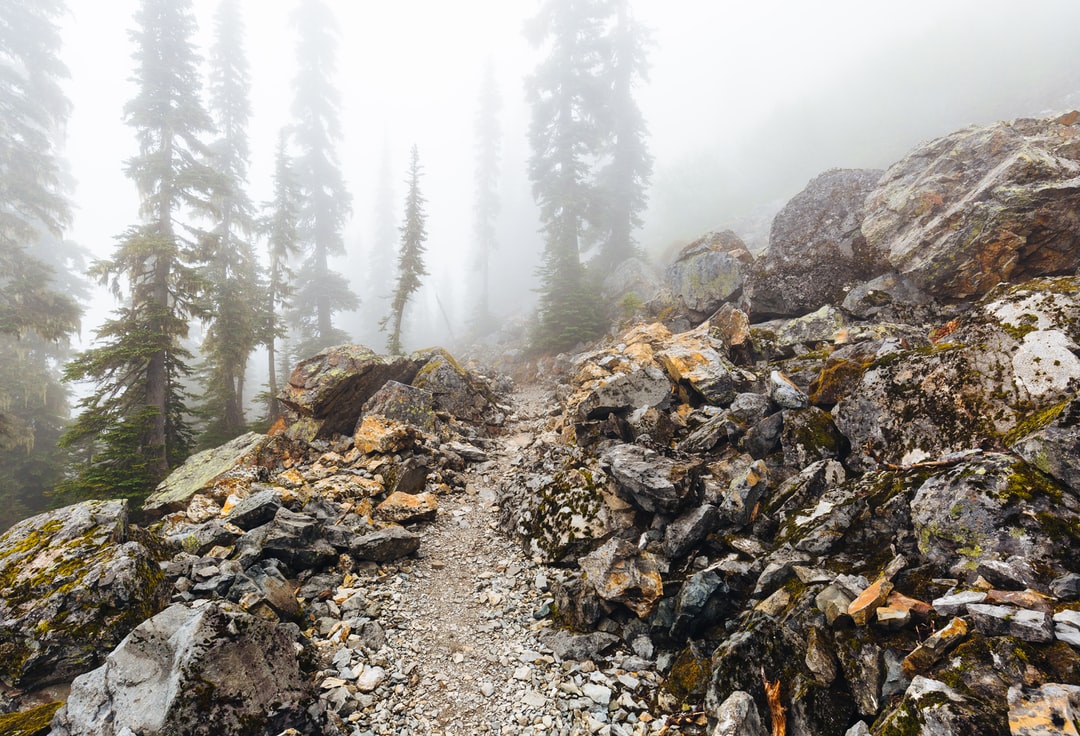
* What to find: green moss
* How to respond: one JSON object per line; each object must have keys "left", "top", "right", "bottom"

{"left": 1002, "top": 399, "right": 1069, "bottom": 445}
{"left": 661, "top": 645, "right": 711, "bottom": 701}
{"left": 998, "top": 461, "right": 1064, "bottom": 505}
{"left": 0, "top": 702, "right": 63, "bottom": 736}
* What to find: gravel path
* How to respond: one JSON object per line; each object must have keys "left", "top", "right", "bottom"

{"left": 316, "top": 384, "right": 673, "bottom": 736}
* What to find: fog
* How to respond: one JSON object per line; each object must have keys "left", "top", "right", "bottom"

{"left": 60, "top": 0, "right": 1080, "bottom": 352}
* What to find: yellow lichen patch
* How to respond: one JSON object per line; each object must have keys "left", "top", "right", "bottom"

{"left": 354, "top": 415, "right": 418, "bottom": 455}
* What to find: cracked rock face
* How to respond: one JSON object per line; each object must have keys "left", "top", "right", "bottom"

{"left": 51, "top": 600, "right": 320, "bottom": 736}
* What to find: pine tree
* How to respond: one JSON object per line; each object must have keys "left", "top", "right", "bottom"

{"left": 382, "top": 146, "right": 428, "bottom": 355}
{"left": 0, "top": 0, "right": 80, "bottom": 347}
{"left": 259, "top": 131, "right": 301, "bottom": 424}
{"left": 470, "top": 60, "right": 502, "bottom": 332}
{"left": 592, "top": 0, "right": 652, "bottom": 268}
{"left": 525, "top": 0, "right": 609, "bottom": 353}
{"left": 289, "top": 0, "right": 358, "bottom": 358}
{"left": 60, "top": 0, "right": 217, "bottom": 500}
{"left": 196, "top": 0, "right": 261, "bottom": 448}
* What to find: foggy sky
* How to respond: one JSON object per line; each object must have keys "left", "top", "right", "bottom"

{"left": 60, "top": 0, "right": 1080, "bottom": 350}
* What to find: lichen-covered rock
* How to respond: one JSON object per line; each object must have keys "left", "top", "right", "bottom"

{"left": 354, "top": 415, "right": 420, "bottom": 455}
{"left": 781, "top": 406, "right": 847, "bottom": 467}
{"left": 0, "top": 500, "right": 169, "bottom": 689}
{"left": 1010, "top": 395, "right": 1080, "bottom": 494}
{"left": 349, "top": 526, "right": 421, "bottom": 562}
{"left": 574, "top": 365, "right": 672, "bottom": 421}
{"left": 0, "top": 701, "right": 61, "bottom": 736}
{"left": 411, "top": 348, "right": 499, "bottom": 426}
{"left": 665, "top": 230, "right": 753, "bottom": 315}
{"left": 872, "top": 676, "right": 1008, "bottom": 735}
{"left": 908, "top": 453, "right": 1080, "bottom": 581}
{"left": 360, "top": 380, "right": 436, "bottom": 432}
{"left": 863, "top": 112, "right": 1080, "bottom": 301}
{"left": 278, "top": 344, "right": 422, "bottom": 438}
{"left": 1007, "top": 683, "right": 1080, "bottom": 736}
{"left": 744, "top": 168, "right": 886, "bottom": 318}
{"left": 837, "top": 277, "right": 1080, "bottom": 470}
{"left": 375, "top": 491, "right": 438, "bottom": 524}
{"left": 655, "top": 326, "right": 746, "bottom": 406}
{"left": 50, "top": 600, "right": 321, "bottom": 736}
{"left": 143, "top": 432, "right": 274, "bottom": 515}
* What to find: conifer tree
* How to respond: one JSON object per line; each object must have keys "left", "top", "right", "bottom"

{"left": 354, "top": 145, "right": 397, "bottom": 347}
{"left": 259, "top": 131, "right": 301, "bottom": 423}
{"left": 525, "top": 0, "right": 609, "bottom": 352}
{"left": 0, "top": 0, "right": 80, "bottom": 347}
{"left": 382, "top": 146, "right": 428, "bottom": 355}
{"left": 471, "top": 60, "right": 502, "bottom": 332}
{"left": 593, "top": 0, "right": 652, "bottom": 267}
{"left": 289, "top": 0, "right": 358, "bottom": 357}
{"left": 61, "top": 0, "right": 217, "bottom": 499}
{"left": 196, "top": 0, "right": 261, "bottom": 447}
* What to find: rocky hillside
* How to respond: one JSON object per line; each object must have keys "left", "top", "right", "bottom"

{"left": 3, "top": 112, "right": 1080, "bottom": 735}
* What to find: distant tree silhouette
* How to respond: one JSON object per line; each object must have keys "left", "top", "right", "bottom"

{"left": 288, "top": 0, "right": 357, "bottom": 358}
{"left": 382, "top": 145, "right": 428, "bottom": 355}
{"left": 471, "top": 60, "right": 502, "bottom": 332}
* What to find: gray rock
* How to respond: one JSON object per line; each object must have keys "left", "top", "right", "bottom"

{"left": 51, "top": 601, "right": 319, "bottom": 736}
{"left": 1051, "top": 572, "right": 1080, "bottom": 601}
{"left": 844, "top": 722, "right": 870, "bottom": 736}
{"left": 665, "top": 230, "right": 753, "bottom": 315}
{"left": 744, "top": 168, "right": 885, "bottom": 318}
{"left": 0, "top": 500, "right": 169, "bottom": 689}
{"left": 601, "top": 443, "right": 699, "bottom": 514}
{"left": 835, "top": 631, "right": 883, "bottom": 716}
{"left": 579, "top": 538, "right": 663, "bottom": 618}
{"left": 729, "top": 393, "right": 771, "bottom": 424}
{"left": 863, "top": 114, "right": 1080, "bottom": 300}
{"left": 360, "top": 380, "right": 436, "bottom": 432}
{"left": 718, "top": 459, "right": 769, "bottom": 528}
{"left": 670, "top": 566, "right": 737, "bottom": 639}
{"left": 711, "top": 690, "right": 767, "bottom": 736}
{"left": 931, "top": 590, "right": 986, "bottom": 616}
{"left": 769, "top": 370, "right": 807, "bottom": 410}
{"left": 541, "top": 630, "right": 619, "bottom": 661}
{"left": 816, "top": 584, "right": 854, "bottom": 627}
{"left": 780, "top": 406, "right": 846, "bottom": 467}
{"left": 967, "top": 603, "right": 1054, "bottom": 643}
{"left": 411, "top": 348, "right": 498, "bottom": 425}
{"left": 349, "top": 526, "right": 421, "bottom": 562}
{"left": 976, "top": 556, "right": 1037, "bottom": 591}
{"left": 227, "top": 559, "right": 301, "bottom": 622}
{"left": 224, "top": 488, "right": 281, "bottom": 531}
{"left": 741, "top": 412, "right": 783, "bottom": 459}
{"left": 842, "top": 271, "right": 930, "bottom": 319}
{"left": 575, "top": 365, "right": 672, "bottom": 421}
{"left": 663, "top": 504, "right": 719, "bottom": 559}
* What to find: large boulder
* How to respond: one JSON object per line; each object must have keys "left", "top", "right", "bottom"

{"left": 863, "top": 112, "right": 1080, "bottom": 300}
{"left": 410, "top": 348, "right": 499, "bottom": 425}
{"left": 836, "top": 277, "right": 1080, "bottom": 470}
{"left": 143, "top": 432, "right": 275, "bottom": 515}
{"left": 50, "top": 600, "right": 321, "bottom": 736}
{"left": 665, "top": 231, "right": 753, "bottom": 316}
{"left": 277, "top": 345, "right": 422, "bottom": 438}
{"left": 744, "top": 168, "right": 886, "bottom": 318}
{"left": 0, "top": 500, "right": 169, "bottom": 689}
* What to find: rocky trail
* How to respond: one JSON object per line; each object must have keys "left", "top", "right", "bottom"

{"left": 326, "top": 384, "right": 669, "bottom": 736}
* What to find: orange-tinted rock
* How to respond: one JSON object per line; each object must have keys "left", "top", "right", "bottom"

{"left": 985, "top": 588, "right": 1055, "bottom": 613}
{"left": 375, "top": 491, "right": 438, "bottom": 524}
{"left": 847, "top": 578, "right": 894, "bottom": 626}
{"left": 886, "top": 590, "right": 933, "bottom": 620}
{"left": 354, "top": 415, "right": 418, "bottom": 455}
{"left": 901, "top": 617, "right": 968, "bottom": 677}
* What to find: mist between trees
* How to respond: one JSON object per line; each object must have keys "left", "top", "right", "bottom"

{"left": 3, "top": 0, "right": 1080, "bottom": 522}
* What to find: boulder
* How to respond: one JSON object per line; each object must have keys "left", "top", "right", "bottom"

{"left": 278, "top": 345, "right": 422, "bottom": 438}
{"left": 712, "top": 690, "right": 767, "bottom": 736}
{"left": 863, "top": 112, "right": 1080, "bottom": 300}
{"left": 0, "top": 500, "right": 169, "bottom": 689}
{"left": 143, "top": 432, "right": 274, "bottom": 515}
{"left": 967, "top": 603, "right": 1054, "bottom": 643}
{"left": 50, "top": 600, "right": 320, "bottom": 736}
{"left": 578, "top": 538, "right": 663, "bottom": 618}
{"left": 360, "top": 380, "right": 436, "bottom": 432}
{"left": 411, "top": 348, "right": 497, "bottom": 425}
{"left": 223, "top": 487, "right": 281, "bottom": 531}
{"left": 744, "top": 168, "right": 885, "bottom": 318}
{"left": 601, "top": 443, "right": 700, "bottom": 514}
{"left": 354, "top": 415, "right": 420, "bottom": 455}
{"left": 540, "top": 629, "right": 619, "bottom": 661}
{"left": 665, "top": 230, "right": 753, "bottom": 315}
{"left": 226, "top": 559, "right": 301, "bottom": 622}
{"left": 908, "top": 453, "right": 1080, "bottom": 580}
{"left": 655, "top": 327, "right": 745, "bottom": 406}
{"left": 1010, "top": 395, "right": 1080, "bottom": 494}
{"left": 836, "top": 277, "right": 1080, "bottom": 470}
{"left": 574, "top": 365, "right": 672, "bottom": 421}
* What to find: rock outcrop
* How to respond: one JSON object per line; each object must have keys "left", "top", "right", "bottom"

{"left": 0, "top": 500, "right": 168, "bottom": 689}
{"left": 863, "top": 112, "right": 1080, "bottom": 300}
{"left": 665, "top": 230, "right": 753, "bottom": 317}
{"left": 745, "top": 168, "right": 886, "bottom": 318}
{"left": 51, "top": 600, "right": 320, "bottom": 736}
